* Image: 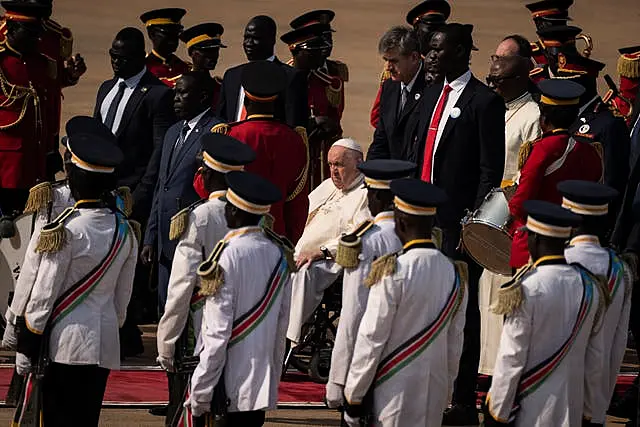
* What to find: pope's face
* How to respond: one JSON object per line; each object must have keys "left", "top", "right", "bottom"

{"left": 327, "top": 146, "right": 361, "bottom": 190}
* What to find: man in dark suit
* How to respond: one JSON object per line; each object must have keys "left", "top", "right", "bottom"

{"left": 414, "top": 23, "right": 505, "bottom": 425}
{"left": 93, "top": 27, "right": 175, "bottom": 358}
{"left": 93, "top": 27, "right": 175, "bottom": 223}
{"left": 216, "top": 15, "right": 308, "bottom": 128}
{"left": 367, "top": 26, "right": 424, "bottom": 161}
{"left": 141, "top": 70, "right": 220, "bottom": 425}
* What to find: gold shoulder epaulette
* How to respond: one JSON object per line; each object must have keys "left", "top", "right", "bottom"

{"left": 336, "top": 220, "right": 374, "bottom": 268}
{"left": 364, "top": 251, "right": 399, "bottom": 287}
{"left": 197, "top": 240, "right": 227, "bottom": 296}
{"left": 262, "top": 227, "right": 296, "bottom": 272}
{"left": 210, "top": 122, "right": 231, "bottom": 134}
{"left": 260, "top": 213, "right": 275, "bottom": 231}
{"left": 517, "top": 140, "right": 535, "bottom": 170}
{"left": 453, "top": 260, "right": 469, "bottom": 316}
{"left": 169, "top": 198, "right": 207, "bottom": 241}
{"left": 24, "top": 181, "right": 54, "bottom": 214}
{"left": 491, "top": 263, "right": 532, "bottom": 315}
{"left": 286, "top": 126, "right": 309, "bottom": 203}
{"left": 35, "top": 206, "right": 75, "bottom": 253}
{"left": 618, "top": 51, "right": 640, "bottom": 79}
{"left": 328, "top": 59, "right": 349, "bottom": 82}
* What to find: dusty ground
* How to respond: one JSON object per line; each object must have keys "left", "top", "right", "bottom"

{"left": 10, "top": 0, "right": 640, "bottom": 425}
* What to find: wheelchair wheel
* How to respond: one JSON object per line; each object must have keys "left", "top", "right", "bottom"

{"left": 308, "top": 347, "right": 333, "bottom": 383}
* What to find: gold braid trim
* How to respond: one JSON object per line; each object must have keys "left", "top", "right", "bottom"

{"left": 491, "top": 263, "right": 532, "bottom": 315}
{"left": 197, "top": 240, "right": 227, "bottom": 296}
{"left": 169, "top": 198, "right": 207, "bottom": 241}
{"left": 260, "top": 213, "right": 275, "bottom": 231}
{"left": 335, "top": 220, "right": 374, "bottom": 268}
{"left": 517, "top": 140, "right": 535, "bottom": 170}
{"left": 35, "top": 206, "right": 75, "bottom": 253}
{"left": 0, "top": 63, "right": 40, "bottom": 130}
{"left": 210, "top": 123, "right": 230, "bottom": 134}
{"left": 324, "top": 77, "right": 343, "bottom": 108}
{"left": 286, "top": 126, "right": 309, "bottom": 202}
{"left": 365, "top": 252, "right": 398, "bottom": 288}
{"left": 618, "top": 54, "right": 640, "bottom": 79}
{"left": 24, "top": 181, "right": 53, "bottom": 214}
{"left": 116, "top": 186, "right": 133, "bottom": 217}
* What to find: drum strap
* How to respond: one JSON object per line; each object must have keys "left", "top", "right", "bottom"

{"left": 606, "top": 249, "right": 625, "bottom": 300}
{"left": 373, "top": 265, "right": 464, "bottom": 388}
{"left": 544, "top": 137, "right": 576, "bottom": 176}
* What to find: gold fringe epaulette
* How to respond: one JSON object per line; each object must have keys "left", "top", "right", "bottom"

{"left": 286, "top": 126, "right": 309, "bottom": 202}
{"left": 327, "top": 59, "right": 349, "bottom": 82}
{"left": 517, "top": 140, "right": 535, "bottom": 170}
{"left": 325, "top": 79, "right": 343, "bottom": 108}
{"left": 365, "top": 252, "right": 398, "bottom": 288}
{"left": 169, "top": 199, "right": 207, "bottom": 241}
{"left": 197, "top": 240, "right": 227, "bottom": 296}
{"left": 262, "top": 227, "right": 297, "bottom": 272}
{"left": 210, "top": 123, "right": 231, "bottom": 134}
{"left": 35, "top": 206, "right": 75, "bottom": 253}
{"left": 129, "top": 220, "right": 142, "bottom": 243}
{"left": 618, "top": 51, "right": 640, "bottom": 79}
{"left": 260, "top": 213, "right": 275, "bottom": 230}
{"left": 116, "top": 186, "right": 133, "bottom": 217}
{"left": 24, "top": 181, "right": 54, "bottom": 214}
{"left": 335, "top": 220, "right": 374, "bottom": 268}
{"left": 491, "top": 263, "right": 532, "bottom": 315}
{"left": 453, "top": 260, "right": 468, "bottom": 316}
{"left": 432, "top": 227, "right": 443, "bottom": 251}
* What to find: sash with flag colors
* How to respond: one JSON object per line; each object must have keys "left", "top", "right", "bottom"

{"left": 606, "top": 249, "right": 624, "bottom": 299}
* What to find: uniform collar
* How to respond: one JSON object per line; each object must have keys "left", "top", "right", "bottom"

{"left": 506, "top": 91, "right": 532, "bottom": 109}
{"left": 541, "top": 128, "right": 568, "bottom": 138}
{"left": 403, "top": 238, "right": 435, "bottom": 251}
{"left": 149, "top": 49, "right": 171, "bottom": 64}
{"left": 533, "top": 254, "right": 566, "bottom": 267}
{"left": 569, "top": 235, "right": 601, "bottom": 247}
{"left": 209, "top": 190, "right": 226, "bottom": 200}
{"left": 246, "top": 113, "right": 274, "bottom": 120}
{"left": 223, "top": 225, "right": 262, "bottom": 241}
{"left": 373, "top": 211, "right": 394, "bottom": 223}
{"left": 444, "top": 69, "right": 472, "bottom": 94}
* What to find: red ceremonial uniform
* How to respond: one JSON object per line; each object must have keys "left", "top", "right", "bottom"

{"left": 145, "top": 50, "right": 190, "bottom": 88}
{"left": 508, "top": 130, "right": 603, "bottom": 268}
{"left": 0, "top": 43, "right": 48, "bottom": 189}
{"left": 217, "top": 116, "right": 309, "bottom": 242}
{"left": 370, "top": 67, "right": 391, "bottom": 129}
{"left": 308, "top": 68, "right": 344, "bottom": 189}
{"left": 530, "top": 40, "right": 548, "bottom": 66}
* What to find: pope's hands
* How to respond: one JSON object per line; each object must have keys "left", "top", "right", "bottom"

{"left": 15, "top": 353, "right": 32, "bottom": 375}
{"left": 156, "top": 355, "right": 175, "bottom": 373}
{"left": 325, "top": 381, "right": 344, "bottom": 409}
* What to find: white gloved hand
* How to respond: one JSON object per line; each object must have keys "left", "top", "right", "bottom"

{"left": 325, "top": 381, "right": 344, "bottom": 408}
{"left": 343, "top": 412, "right": 360, "bottom": 427}
{"left": 2, "top": 321, "right": 17, "bottom": 350}
{"left": 15, "top": 352, "right": 32, "bottom": 375}
{"left": 156, "top": 355, "right": 175, "bottom": 372}
{"left": 184, "top": 396, "right": 209, "bottom": 418}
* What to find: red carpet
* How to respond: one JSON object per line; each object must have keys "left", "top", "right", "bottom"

{"left": 0, "top": 367, "right": 326, "bottom": 406}
{"left": 0, "top": 367, "right": 635, "bottom": 406}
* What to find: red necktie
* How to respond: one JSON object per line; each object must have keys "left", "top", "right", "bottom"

{"left": 420, "top": 84, "right": 453, "bottom": 182}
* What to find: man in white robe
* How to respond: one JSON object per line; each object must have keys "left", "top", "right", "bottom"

{"left": 286, "top": 138, "right": 370, "bottom": 344}
{"left": 325, "top": 159, "right": 414, "bottom": 410}
{"left": 560, "top": 180, "right": 632, "bottom": 426}
{"left": 343, "top": 178, "right": 467, "bottom": 427}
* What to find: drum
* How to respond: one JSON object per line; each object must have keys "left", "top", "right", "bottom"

{"left": 0, "top": 213, "right": 36, "bottom": 323}
{"left": 461, "top": 188, "right": 513, "bottom": 275}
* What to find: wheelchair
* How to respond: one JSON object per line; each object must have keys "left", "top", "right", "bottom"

{"left": 283, "top": 277, "right": 342, "bottom": 383}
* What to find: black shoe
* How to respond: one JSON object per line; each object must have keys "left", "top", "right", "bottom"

{"left": 442, "top": 404, "right": 479, "bottom": 426}
{"left": 148, "top": 405, "right": 168, "bottom": 417}
{"left": 0, "top": 217, "right": 15, "bottom": 238}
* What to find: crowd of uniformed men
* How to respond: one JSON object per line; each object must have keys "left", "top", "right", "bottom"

{"left": 0, "top": 0, "right": 640, "bottom": 425}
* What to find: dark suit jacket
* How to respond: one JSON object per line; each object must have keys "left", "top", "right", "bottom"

{"left": 143, "top": 110, "right": 220, "bottom": 259}
{"left": 412, "top": 75, "right": 505, "bottom": 254}
{"left": 367, "top": 72, "right": 426, "bottom": 160}
{"left": 216, "top": 57, "right": 309, "bottom": 127}
{"left": 93, "top": 71, "right": 176, "bottom": 222}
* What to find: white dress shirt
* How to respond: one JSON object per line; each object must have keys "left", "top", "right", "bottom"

{"left": 427, "top": 70, "right": 472, "bottom": 181}
{"left": 236, "top": 55, "right": 276, "bottom": 121}
{"left": 399, "top": 63, "right": 422, "bottom": 111}
{"left": 180, "top": 108, "right": 209, "bottom": 144}
{"left": 100, "top": 67, "right": 147, "bottom": 134}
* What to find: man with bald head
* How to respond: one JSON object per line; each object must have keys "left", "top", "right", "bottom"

{"left": 494, "top": 34, "right": 533, "bottom": 61}
{"left": 478, "top": 54, "right": 541, "bottom": 382}
{"left": 216, "top": 15, "right": 308, "bottom": 127}
{"left": 287, "top": 139, "right": 371, "bottom": 345}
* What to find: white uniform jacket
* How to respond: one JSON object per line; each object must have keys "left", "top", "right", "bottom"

{"left": 344, "top": 241, "right": 467, "bottom": 427}
{"left": 24, "top": 208, "right": 138, "bottom": 370}
{"left": 565, "top": 235, "right": 632, "bottom": 424}
{"left": 190, "top": 226, "right": 292, "bottom": 413}
{"left": 328, "top": 211, "right": 401, "bottom": 389}
{"left": 487, "top": 258, "right": 603, "bottom": 426}
{"left": 6, "top": 183, "right": 74, "bottom": 330}
{"left": 157, "top": 191, "right": 228, "bottom": 360}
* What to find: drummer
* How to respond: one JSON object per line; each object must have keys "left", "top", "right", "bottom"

{"left": 507, "top": 79, "right": 602, "bottom": 270}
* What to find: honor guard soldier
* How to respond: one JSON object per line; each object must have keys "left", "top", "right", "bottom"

{"left": 180, "top": 23, "right": 227, "bottom": 106}
{"left": 509, "top": 79, "right": 602, "bottom": 269}
{"left": 559, "top": 180, "right": 633, "bottom": 427}
{"left": 342, "top": 178, "right": 467, "bottom": 427}
{"left": 281, "top": 23, "right": 344, "bottom": 189}
{"left": 525, "top": 0, "right": 574, "bottom": 66}
{"left": 211, "top": 60, "right": 308, "bottom": 243}
{"left": 326, "top": 159, "right": 414, "bottom": 410}
{"left": 610, "top": 45, "right": 640, "bottom": 125}
{"left": 529, "top": 24, "right": 582, "bottom": 84}
{"left": 140, "top": 8, "right": 190, "bottom": 87}
{"left": 13, "top": 123, "right": 138, "bottom": 427}
{"left": 0, "top": 1, "right": 58, "bottom": 233}
{"left": 485, "top": 201, "right": 603, "bottom": 427}
{"left": 156, "top": 134, "right": 255, "bottom": 425}
{"left": 185, "top": 171, "right": 293, "bottom": 427}
{"left": 370, "top": 0, "right": 449, "bottom": 129}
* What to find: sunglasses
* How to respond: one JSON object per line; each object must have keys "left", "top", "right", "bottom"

{"left": 486, "top": 74, "right": 519, "bottom": 86}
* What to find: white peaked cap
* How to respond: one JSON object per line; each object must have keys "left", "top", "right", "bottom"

{"left": 332, "top": 138, "right": 363, "bottom": 154}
